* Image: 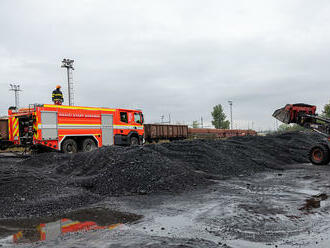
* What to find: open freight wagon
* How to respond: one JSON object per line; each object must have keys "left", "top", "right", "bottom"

{"left": 0, "top": 104, "right": 144, "bottom": 153}
{"left": 0, "top": 117, "right": 12, "bottom": 150}
{"left": 188, "top": 128, "right": 257, "bottom": 139}
{"left": 143, "top": 124, "right": 257, "bottom": 142}
{"left": 144, "top": 124, "right": 188, "bottom": 143}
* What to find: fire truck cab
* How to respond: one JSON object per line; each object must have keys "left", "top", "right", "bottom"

{"left": 6, "top": 104, "right": 144, "bottom": 153}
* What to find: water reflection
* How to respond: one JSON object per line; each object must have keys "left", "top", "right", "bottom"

{"left": 12, "top": 218, "right": 122, "bottom": 244}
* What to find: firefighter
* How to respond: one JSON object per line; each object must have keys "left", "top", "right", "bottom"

{"left": 52, "top": 85, "right": 64, "bottom": 105}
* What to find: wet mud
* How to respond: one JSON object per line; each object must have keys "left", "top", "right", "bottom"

{"left": 299, "top": 193, "right": 328, "bottom": 211}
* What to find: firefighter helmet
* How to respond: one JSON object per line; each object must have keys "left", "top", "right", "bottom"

{"left": 56, "top": 85, "right": 61, "bottom": 89}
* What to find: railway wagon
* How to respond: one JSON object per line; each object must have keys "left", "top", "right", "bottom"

{"left": 0, "top": 118, "right": 12, "bottom": 150}
{"left": 144, "top": 124, "right": 188, "bottom": 143}
{"left": 188, "top": 128, "right": 257, "bottom": 139}
{"left": 0, "top": 118, "right": 8, "bottom": 140}
{"left": 144, "top": 124, "right": 257, "bottom": 142}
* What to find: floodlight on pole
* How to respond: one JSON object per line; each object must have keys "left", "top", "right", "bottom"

{"left": 61, "top": 58, "right": 75, "bottom": 106}
{"left": 228, "top": 100, "right": 233, "bottom": 130}
{"left": 9, "top": 84, "right": 22, "bottom": 109}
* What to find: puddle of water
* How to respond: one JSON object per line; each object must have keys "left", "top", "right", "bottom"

{"left": 0, "top": 207, "right": 141, "bottom": 245}
{"left": 296, "top": 188, "right": 322, "bottom": 196}
{"left": 12, "top": 219, "right": 122, "bottom": 244}
{"left": 227, "top": 239, "right": 270, "bottom": 248}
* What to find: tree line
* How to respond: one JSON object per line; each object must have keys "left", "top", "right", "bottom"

{"left": 192, "top": 102, "right": 330, "bottom": 131}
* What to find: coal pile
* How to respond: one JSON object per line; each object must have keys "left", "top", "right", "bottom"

{"left": 0, "top": 131, "right": 325, "bottom": 218}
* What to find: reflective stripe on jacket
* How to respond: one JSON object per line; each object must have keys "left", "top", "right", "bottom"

{"left": 52, "top": 89, "right": 64, "bottom": 102}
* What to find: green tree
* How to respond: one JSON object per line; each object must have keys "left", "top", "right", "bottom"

{"left": 322, "top": 102, "right": 330, "bottom": 118}
{"left": 211, "top": 104, "right": 230, "bottom": 129}
{"left": 192, "top": 120, "right": 199, "bottom": 128}
{"left": 277, "top": 124, "right": 305, "bottom": 132}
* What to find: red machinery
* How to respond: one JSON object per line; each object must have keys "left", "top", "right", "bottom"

{"left": 273, "top": 103, "right": 330, "bottom": 165}
{"left": 2, "top": 104, "right": 144, "bottom": 153}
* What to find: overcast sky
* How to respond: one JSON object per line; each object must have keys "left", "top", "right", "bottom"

{"left": 1, "top": 0, "right": 330, "bottom": 130}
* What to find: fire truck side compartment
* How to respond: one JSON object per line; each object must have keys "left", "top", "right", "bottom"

{"left": 41, "top": 111, "right": 58, "bottom": 140}
{"left": 101, "top": 114, "right": 114, "bottom": 146}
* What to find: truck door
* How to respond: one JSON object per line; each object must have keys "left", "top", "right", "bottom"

{"left": 134, "top": 112, "right": 143, "bottom": 128}
{"left": 127, "top": 112, "right": 134, "bottom": 125}
{"left": 101, "top": 114, "right": 113, "bottom": 146}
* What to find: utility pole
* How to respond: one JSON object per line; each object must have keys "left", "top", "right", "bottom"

{"left": 228, "top": 100, "right": 233, "bottom": 129}
{"left": 201, "top": 116, "right": 203, "bottom": 128}
{"left": 160, "top": 114, "right": 164, "bottom": 124}
{"left": 9, "top": 84, "right": 22, "bottom": 109}
{"left": 61, "top": 58, "right": 74, "bottom": 106}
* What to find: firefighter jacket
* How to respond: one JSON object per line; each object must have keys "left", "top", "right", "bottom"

{"left": 52, "top": 89, "right": 64, "bottom": 102}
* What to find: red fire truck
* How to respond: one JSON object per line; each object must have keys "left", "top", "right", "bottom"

{"left": 2, "top": 104, "right": 144, "bottom": 153}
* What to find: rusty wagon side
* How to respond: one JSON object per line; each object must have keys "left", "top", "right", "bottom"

{"left": 144, "top": 124, "right": 188, "bottom": 143}
{"left": 0, "top": 117, "right": 12, "bottom": 150}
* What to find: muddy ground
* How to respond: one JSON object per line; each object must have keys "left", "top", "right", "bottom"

{"left": 1, "top": 131, "right": 330, "bottom": 247}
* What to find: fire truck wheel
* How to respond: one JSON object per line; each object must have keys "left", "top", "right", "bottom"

{"left": 82, "top": 138, "right": 97, "bottom": 152}
{"left": 130, "top": 136, "right": 139, "bottom": 145}
{"left": 62, "top": 139, "right": 78, "bottom": 154}
{"left": 309, "top": 144, "right": 330, "bottom": 165}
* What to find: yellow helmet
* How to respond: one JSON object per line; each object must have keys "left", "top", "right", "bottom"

{"left": 56, "top": 85, "right": 61, "bottom": 89}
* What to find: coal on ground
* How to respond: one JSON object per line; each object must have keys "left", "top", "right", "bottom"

{"left": 0, "top": 131, "right": 325, "bottom": 218}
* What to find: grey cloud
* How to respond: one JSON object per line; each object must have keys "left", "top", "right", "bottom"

{"left": 1, "top": 0, "right": 330, "bottom": 130}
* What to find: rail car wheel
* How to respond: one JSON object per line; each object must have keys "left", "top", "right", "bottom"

{"left": 62, "top": 139, "right": 78, "bottom": 154}
{"left": 309, "top": 144, "right": 330, "bottom": 165}
{"left": 130, "top": 136, "right": 139, "bottom": 145}
{"left": 82, "top": 138, "right": 97, "bottom": 152}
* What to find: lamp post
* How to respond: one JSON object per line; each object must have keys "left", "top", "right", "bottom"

{"left": 9, "top": 84, "right": 22, "bottom": 109}
{"left": 228, "top": 100, "right": 233, "bottom": 129}
{"left": 61, "top": 59, "right": 75, "bottom": 106}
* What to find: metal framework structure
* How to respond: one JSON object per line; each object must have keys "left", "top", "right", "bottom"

{"left": 9, "top": 84, "right": 22, "bottom": 109}
{"left": 61, "top": 59, "right": 75, "bottom": 106}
